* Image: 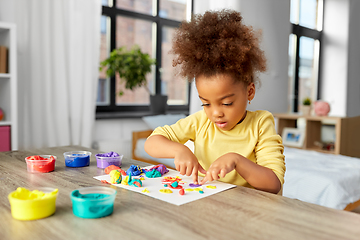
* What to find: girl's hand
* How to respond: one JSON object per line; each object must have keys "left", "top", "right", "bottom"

{"left": 174, "top": 147, "right": 206, "bottom": 184}
{"left": 199, "top": 153, "right": 239, "bottom": 185}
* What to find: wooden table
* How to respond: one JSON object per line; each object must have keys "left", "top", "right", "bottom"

{"left": 1, "top": 146, "right": 360, "bottom": 240}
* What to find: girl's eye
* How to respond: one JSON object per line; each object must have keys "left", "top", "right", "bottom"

{"left": 223, "top": 103, "right": 233, "bottom": 106}
{"left": 201, "top": 103, "right": 210, "bottom": 107}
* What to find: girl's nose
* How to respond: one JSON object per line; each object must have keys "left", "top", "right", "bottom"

{"left": 212, "top": 106, "right": 224, "bottom": 118}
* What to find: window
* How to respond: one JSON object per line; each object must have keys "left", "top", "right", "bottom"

{"left": 288, "top": 0, "right": 323, "bottom": 112}
{"left": 97, "top": 0, "right": 193, "bottom": 115}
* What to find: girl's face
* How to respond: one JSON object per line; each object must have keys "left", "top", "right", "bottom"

{"left": 196, "top": 73, "right": 255, "bottom": 131}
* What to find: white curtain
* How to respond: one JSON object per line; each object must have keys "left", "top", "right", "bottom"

{"left": 0, "top": 0, "right": 101, "bottom": 149}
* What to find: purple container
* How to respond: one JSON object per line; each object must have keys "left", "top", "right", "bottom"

{"left": 95, "top": 153, "right": 123, "bottom": 169}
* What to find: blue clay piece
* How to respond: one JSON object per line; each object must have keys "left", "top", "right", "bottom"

{"left": 126, "top": 165, "right": 143, "bottom": 176}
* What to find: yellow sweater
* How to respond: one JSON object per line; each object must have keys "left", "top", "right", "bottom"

{"left": 150, "top": 110, "right": 285, "bottom": 188}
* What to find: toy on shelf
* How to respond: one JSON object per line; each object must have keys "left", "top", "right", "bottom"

{"left": 314, "top": 101, "right": 330, "bottom": 116}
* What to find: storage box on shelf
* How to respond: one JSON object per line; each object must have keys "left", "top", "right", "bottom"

{"left": 273, "top": 113, "right": 360, "bottom": 158}
{"left": 0, "top": 22, "right": 17, "bottom": 151}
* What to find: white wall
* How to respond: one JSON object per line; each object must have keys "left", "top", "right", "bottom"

{"left": 321, "top": 0, "right": 360, "bottom": 117}
{"left": 321, "top": 0, "right": 349, "bottom": 117}
{"left": 346, "top": 0, "right": 360, "bottom": 117}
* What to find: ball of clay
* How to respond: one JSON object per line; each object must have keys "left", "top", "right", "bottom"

{"left": 314, "top": 101, "right": 330, "bottom": 116}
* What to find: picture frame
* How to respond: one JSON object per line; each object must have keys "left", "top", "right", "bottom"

{"left": 282, "top": 127, "right": 305, "bottom": 148}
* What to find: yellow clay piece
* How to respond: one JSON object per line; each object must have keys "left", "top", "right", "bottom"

{"left": 142, "top": 188, "right": 150, "bottom": 193}
{"left": 206, "top": 185, "right": 217, "bottom": 189}
{"left": 122, "top": 176, "right": 129, "bottom": 185}
{"left": 109, "top": 170, "right": 122, "bottom": 184}
{"left": 159, "top": 189, "right": 173, "bottom": 194}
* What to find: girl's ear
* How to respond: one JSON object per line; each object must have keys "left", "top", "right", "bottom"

{"left": 247, "top": 83, "right": 256, "bottom": 101}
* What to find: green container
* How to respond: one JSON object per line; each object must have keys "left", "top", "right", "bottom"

{"left": 70, "top": 187, "right": 117, "bottom": 218}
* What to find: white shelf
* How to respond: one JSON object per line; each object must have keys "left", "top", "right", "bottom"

{"left": 0, "top": 73, "right": 11, "bottom": 78}
{"left": 0, "top": 21, "right": 17, "bottom": 151}
{"left": 0, "top": 121, "right": 12, "bottom": 126}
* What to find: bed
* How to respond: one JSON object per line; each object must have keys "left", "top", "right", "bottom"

{"left": 132, "top": 129, "right": 360, "bottom": 211}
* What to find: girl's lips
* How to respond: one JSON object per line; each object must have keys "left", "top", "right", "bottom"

{"left": 216, "top": 122, "right": 227, "bottom": 128}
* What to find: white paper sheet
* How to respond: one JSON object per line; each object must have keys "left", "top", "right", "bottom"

{"left": 94, "top": 166, "right": 236, "bottom": 206}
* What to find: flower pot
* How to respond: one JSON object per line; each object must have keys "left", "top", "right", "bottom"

{"left": 150, "top": 95, "right": 168, "bottom": 115}
{"left": 301, "top": 105, "right": 311, "bottom": 116}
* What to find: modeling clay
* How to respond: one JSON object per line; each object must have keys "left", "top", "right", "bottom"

{"left": 130, "top": 179, "right": 142, "bottom": 187}
{"left": 159, "top": 189, "right": 173, "bottom": 194}
{"left": 65, "top": 153, "right": 90, "bottom": 167}
{"left": 142, "top": 188, "right": 150, "bottom": 193}
{"left": 171, "top": 181, "right": 179, "bottom": 188}
{"left": 105, "top": 165, "right": 120, "bottom": 174}
{"left": 105, "top": 165, "right": 126, "bottom": 175}
{"left": 109, "top": 170, "right": 122, "bottom": 184}
{"left": 189, "top": 183, "right": 201, "bottom": 187}
{"left": 168, "top": 184, "right": 183, "bottom": 189}
{"left": 96, "top": 151, "right": 119, "bottom": 157}
{"left": 12, "top": 187, "right": 58, "bottom": 200}
{"left": 26, "top": 155, "right": 56, "bottom": 173}
{"left": 126, "top": 173, "right": 143, "bottom": 187}
{"left": 145, "top": 169, "right": 162, "bottom": 178}
{"left": 96, "top": 152, "right": 122, "bottom": 168}
{"left": 122, "top": 176, "right": 129, "bottom": 185}
{"left": 101, "top": 180, "right": 111, "bottom": 184}
{"left": 129, "top": 175, "right": 142, "bottom": 187}
{"left": 179, "top": 189, "right": 185, "bottom": 195}
{"left": 199, "top": 190, "right": 204, "bottom": 194}
{"left": 144, "top": 164, "right": 169, "bottom": 175}
{"left": 193, "top": 187, "right": 203, "bottom": 192}
{"left": 162, "top": 176, "right": 182, "bottom": 183}
{"left": 206, "top": 185, "right": 217, "bottom": 189}
{"left": 126, "top": 165, "right": 143, "bottom": 176}
{"left": 72, "top": 190, "right": 109, "bottom": 199}
{"left": 185, "top": 188, "right": 194, "bottom": 192}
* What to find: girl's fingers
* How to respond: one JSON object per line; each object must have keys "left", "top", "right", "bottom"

{"left": 220, "top": 169, "right": 227, "bottom": 178}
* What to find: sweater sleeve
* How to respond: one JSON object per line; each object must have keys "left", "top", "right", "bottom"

{"left": 149, "top": 112, "right": 200, "bottom": 144}
{"left": 254, "top": 111, "right": 286, "bottom": 185}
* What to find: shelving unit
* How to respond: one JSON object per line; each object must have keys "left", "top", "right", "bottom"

{"left": 0, "top": 22, "right": 18, "bottom": 150}
{"left": 273, "top": 113, "right": 360, "bottom": 158}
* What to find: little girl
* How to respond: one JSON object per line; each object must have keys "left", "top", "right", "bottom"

{"left": 144, "top": 9, "right": 285, "bottom": 194}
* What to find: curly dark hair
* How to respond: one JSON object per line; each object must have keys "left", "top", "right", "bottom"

{"left": 171, "top": 9, "right": 266, "bottom": 85}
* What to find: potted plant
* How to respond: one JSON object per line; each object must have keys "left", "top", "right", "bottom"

{"left": 99, "top": 45, "right": 168, "bottom": 114}
{"left": 301, "top": 97, "right": 312, "bottom": 116}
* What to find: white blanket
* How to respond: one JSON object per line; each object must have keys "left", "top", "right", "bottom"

{"left": 283, "top": 147, "right": 360, "bottom": 209}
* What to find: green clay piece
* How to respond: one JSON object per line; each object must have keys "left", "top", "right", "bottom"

{"left": 199, "top": 190, "right": 204, "bottom": 194}
{"left": 170, "top": 181, "right": 178, "bottom": 188}
{"left": 145, "top": 169, "right": 162, "bottom": 178}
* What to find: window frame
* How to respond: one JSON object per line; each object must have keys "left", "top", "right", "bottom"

{"left": 97, "top": 0, "right": 193, "bottom": 117}
{"left": 290, "top": 1, "right": 324, "bottom": 113}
